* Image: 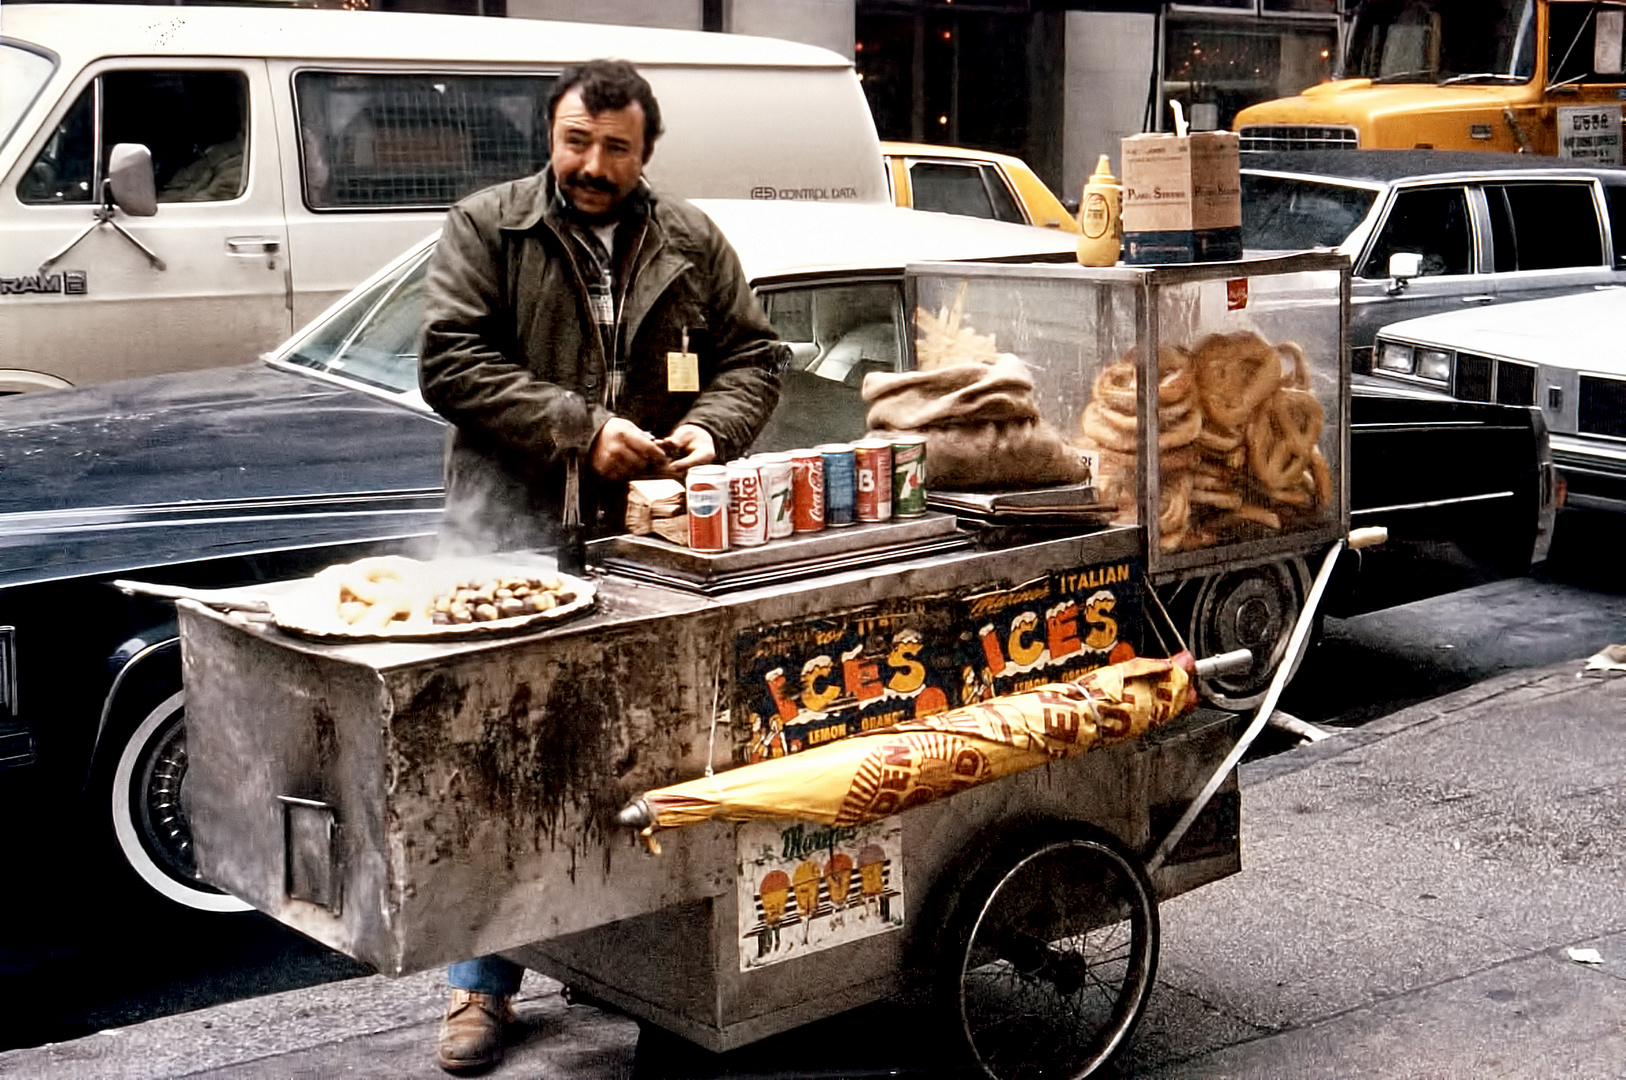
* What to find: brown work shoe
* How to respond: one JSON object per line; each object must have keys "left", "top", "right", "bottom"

{"left": 436, "top": 989, "right": 516, "bottom": 1074}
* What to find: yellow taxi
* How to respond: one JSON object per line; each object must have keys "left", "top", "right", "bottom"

{"left": 881, "top": 142, "right": 1079, "bottom": 232}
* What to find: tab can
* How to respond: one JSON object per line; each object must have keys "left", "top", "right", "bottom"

{"left": 818, "top": 443, "right": 857, "bottom": 527}
{"left": 686, "top": 465, "right": 730, "bottom": 552}
{"left": 790, "top": 450, "right": 825, "bottom": 532}
{"left": 727, "top": 459, "right": 768, "bottom": 547}
{"left": 889, "top": 436, "right": 928, "bottom": 516}
{"left": 754, "top": 453, "right": 795, "bottom": 539}
{"left": 853, "top": 439, "right": 893, "bottom": 522}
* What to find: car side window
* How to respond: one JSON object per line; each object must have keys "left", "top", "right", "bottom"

{"left": 979, "top": 164, "right": 1026, "bottom": 225}
{"left": 18, "top": 70, "right": 249, "bottom": 204}
{"left": 910, "top": 161, "right": 998, "bottom": 220}
{"left": 1485, "top": 182, "right": 1604, "bottom": 272}
{"left": 1359, "top": 186, "right": 1473, "bottom": 278}
{"left": 1607, "top": 185, "right": 1626, "bottom": 268}
{"left": 294, "top": 72, "right": 553, "bottom": 210}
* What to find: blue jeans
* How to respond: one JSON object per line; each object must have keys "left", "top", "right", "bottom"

{"left": 447, "top": 954, "right": 524, "bottom": 997}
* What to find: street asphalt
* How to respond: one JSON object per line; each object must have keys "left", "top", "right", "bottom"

{"left": 3, "top": 657, "right": 1622, "bottom": 1080}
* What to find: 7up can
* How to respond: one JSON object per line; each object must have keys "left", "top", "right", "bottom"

{"left": 754, "top": 453, "right": 795, "bottom": 539}
{"left": 888, "top": 436, "right": 928, "bottom": 516}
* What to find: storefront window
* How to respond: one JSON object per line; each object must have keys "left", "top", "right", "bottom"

{"left": 1163, "top": 18, "right": 1337, "bottom": 133}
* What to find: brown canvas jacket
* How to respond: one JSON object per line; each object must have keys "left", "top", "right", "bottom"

{"left": 420, "top": 171, "right": 782, "bottom": 551}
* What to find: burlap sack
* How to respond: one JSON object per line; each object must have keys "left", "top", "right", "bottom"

{"left": 863, "top": 354, "right": 1093, "bottom": 490}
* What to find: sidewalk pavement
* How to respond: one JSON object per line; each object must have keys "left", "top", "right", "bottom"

{"left": 3, "top": 660, "right": 1622, "bottom": 1080}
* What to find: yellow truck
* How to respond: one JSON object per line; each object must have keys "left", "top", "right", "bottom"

{"left": 1234, "top": 0, "right": 1625, "bottom": 161}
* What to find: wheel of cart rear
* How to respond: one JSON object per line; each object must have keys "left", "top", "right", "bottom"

{"left": 1179, "top": 557, "right": 1312, "bottom": 711}
{"left": 942, "top": 825, "right": 1158, "bottom": 1080}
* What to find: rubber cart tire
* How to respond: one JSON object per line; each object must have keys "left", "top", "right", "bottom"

{"left": 1175, "top": 556, "right": 1312, "bottom": 711}
{"left": 939, "top": 823, "right": 1159, "bottom": 1080}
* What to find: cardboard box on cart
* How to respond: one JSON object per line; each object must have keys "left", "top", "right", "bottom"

{"left": 1120, "top": 131, "right": 1243, "bottom": 264}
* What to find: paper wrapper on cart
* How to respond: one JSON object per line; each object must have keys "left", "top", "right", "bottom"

{"left": 633, "top": 656, "right": 1194, "bottom": 832}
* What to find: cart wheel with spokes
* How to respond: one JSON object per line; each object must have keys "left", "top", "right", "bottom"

{"left": 938, "top": 822, "right": 1159, "bottom": 1080}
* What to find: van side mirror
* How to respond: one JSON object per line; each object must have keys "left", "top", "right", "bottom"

{"left": 1386, "top": 251, "right": 1423, "bottom": 295}
{"left": 107, "top": 143, "right": 158, "bottom": 217}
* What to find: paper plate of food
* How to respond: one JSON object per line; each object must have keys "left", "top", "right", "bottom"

{"left": 270, "top": 554, "right": 597, "bottom": 641}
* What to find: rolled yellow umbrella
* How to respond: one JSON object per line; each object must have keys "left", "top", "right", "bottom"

{"left": 619, "top": 655, "right": 1196, "bottom": 844}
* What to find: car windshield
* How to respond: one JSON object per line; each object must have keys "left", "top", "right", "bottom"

{"left": 1242, "top": 174, "right": 1378, "bottom": 251}
{"left": 1345, "top": 0, "right": 1536, "bottom": 84}
{"left": 280, "top": 249, "right": 430, "bottom": 396}
{"left": 278, "top": 252, "right": 905, "bottom": 443}
{"left": 0, "top": 42, "right": 56, "bottom": 149}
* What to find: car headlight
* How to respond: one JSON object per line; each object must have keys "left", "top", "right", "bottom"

{"left": 1416, "top": 349, "right": 1452, "bottom": 382}
{"left": 1375, "top": 341, "right": 1414, "bottom": 374}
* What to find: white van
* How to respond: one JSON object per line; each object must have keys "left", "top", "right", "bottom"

{"left": 0, "top": 4, "right": 886, "bottom": 392}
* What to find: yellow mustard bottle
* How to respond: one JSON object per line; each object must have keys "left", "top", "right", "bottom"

{"left": 1076, "top": 154, "right": 1122, "bottom": 267}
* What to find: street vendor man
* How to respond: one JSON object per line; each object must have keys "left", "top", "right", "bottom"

{"left": 418, "top": 59, "right": 783, "bottom": 1073}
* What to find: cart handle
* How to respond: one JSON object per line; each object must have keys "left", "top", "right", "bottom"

{"left": 1193, "top": 649, "right": 1253, "bottom": 680}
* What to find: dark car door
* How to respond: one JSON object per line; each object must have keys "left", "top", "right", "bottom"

{"left": 1350, "top": 183, "right": 1496, "bottom": 348}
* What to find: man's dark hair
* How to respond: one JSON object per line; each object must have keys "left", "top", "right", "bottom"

{"left": 546, "top": 59, "right": 663, "bottom": 160}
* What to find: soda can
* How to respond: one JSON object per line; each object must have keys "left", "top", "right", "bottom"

{"left": 727, "top": 459, "right": 768, "bottom": 547}
{"left": 853, "top": 439, "right": 893, "bottom": 522}
{"left": 790, "top": 450, "right": 825, "bottom": 532}
{"left": 686, "top": 465, "right": 730, "bottom": 552}
{"left": 818, "top": 443, "right": 857, "bottom": 527}
{"left": 754, "top": 453, "right": 795, "bottom": 539}
{"left": 889, "top": 436, "right": 928, "bottom": 516}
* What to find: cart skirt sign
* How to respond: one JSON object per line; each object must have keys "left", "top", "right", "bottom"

{"left": 736, "top": 560, "right": 1141, "bottom": 763}
{"left": 737, "top": 817, "right": 903, "bottom": 970}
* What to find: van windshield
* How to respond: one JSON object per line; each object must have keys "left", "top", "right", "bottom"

{"left": 1346, "top": 0, "right": 1536, "bottom": 85}
{"left": 0, "top": 42, "right": 56, "bottom": 149}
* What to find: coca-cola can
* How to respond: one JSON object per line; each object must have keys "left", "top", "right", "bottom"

{"left": 818, "top": 443, "right": 857, "bottom": 527}
{"left": 727, "top": 459, "right": 768, "bottom": 547}
{"left": 754, "top": 453, "right": 795, "bottom": 539}
{"left": 686, "top": 465, "right": 730, "bottom": 552}
{"left": 853, "top": 439, "right": 893, "bottom": 522}
{"left": 790, "top": 450, "right": 825, "bottom": 532}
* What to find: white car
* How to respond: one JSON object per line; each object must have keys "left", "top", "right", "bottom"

{"left": 1369, "top": 288, "right": 1626, "bottom": 513}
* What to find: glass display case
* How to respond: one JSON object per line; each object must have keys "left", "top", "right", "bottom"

{"left": 904, "top": 253, "right": 1350, "bottom": 576}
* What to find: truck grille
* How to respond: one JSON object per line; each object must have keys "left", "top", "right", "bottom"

{"left": 1239, "top": 125, "right": 1359, "bottom": 152}
{"left": 1496, "top": 361, "right": 1535, "bottom": 407}
{"left": 1455, "top": 354, "right": 1493, "bottom": 402}
{"left": 1579, "top": 375, "right": 1626, "bottom": 438}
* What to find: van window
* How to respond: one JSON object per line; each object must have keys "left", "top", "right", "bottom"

{"left": 1, "top": 41, "right": 56, "bottom": 149}
{"left": 1548, "top": 4, "right": 1626, "bottom": 85}
{"left": 1486, "top": 182, "right": 1604, "bottom": 272}
{"left": 1346, "top": 0, "right": 1535, "bottom": 84}
{"left": 909, "top": 161, "right": 1025, "bottom": 225}
{"left": 1359, "top": 185, "right": 1473, "bottom": 278}
{"left": 17, "top": 70, "right": 249, "bottom": 205}
{"left": 295, "top": 72, "right": 553, "bottom": 210}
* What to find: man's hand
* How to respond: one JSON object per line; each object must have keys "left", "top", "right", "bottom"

{"left": 590, "top": 417, "right": 670, "bottom": 481}
{"left": 661, "top": 424, "right": 717, "bottom": 475}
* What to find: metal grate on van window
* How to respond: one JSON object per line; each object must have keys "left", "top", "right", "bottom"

{"left": 1238, "top": 125, "right": 1359, "bottom": 152}
{"left": 295, "top": 72, "right": 555, "bottom": 210}
{"left": 1496, "top": 361, "right": 1536, "bottom": 407}
{"left": 1579, "top": 375, "right": 1626, "bottom": 438}
{"left": 1454, "top": 354, "right": 1493, "bottom": 402}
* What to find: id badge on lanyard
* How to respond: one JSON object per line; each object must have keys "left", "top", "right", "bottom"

{"left": 667, "top": 328, "right": 700, "bottom": 393}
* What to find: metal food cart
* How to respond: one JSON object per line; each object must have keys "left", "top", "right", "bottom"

{"left": 178, "top": 253, "right": 1350, "bottom": 1079}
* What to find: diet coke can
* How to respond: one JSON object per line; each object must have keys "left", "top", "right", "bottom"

{"left": 853, "top": 439, "right": 893, "bottom": 523}
{"left": 753, "top": 453, "right": 795, "bottom": 539}
{"left": 686, "top": 465, "right": 730, "bottom": 552}
{"left": 818, "top": 443, "right": 857, "bottom": 527}
{"left": 790, "top": 450, "right": 825, "bottom": 532}
{"left": 727, "top": 459, "right": 768, "bottom": 547}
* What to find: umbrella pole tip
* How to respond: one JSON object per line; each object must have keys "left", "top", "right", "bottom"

{"left": 615, "top": 798, "right": 653, "bottom": 830}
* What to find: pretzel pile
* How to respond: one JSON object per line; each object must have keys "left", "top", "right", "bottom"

{"left": 1080, "top": 331, "right": 1330, "bottom": 551}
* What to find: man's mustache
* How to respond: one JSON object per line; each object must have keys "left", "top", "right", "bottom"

{"left": 564, "top": 172, "right": 620, "bottom": 195}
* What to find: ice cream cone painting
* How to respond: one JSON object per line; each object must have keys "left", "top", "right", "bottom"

{"left": 736, "top": 819, "right": 904, "bottom": 970}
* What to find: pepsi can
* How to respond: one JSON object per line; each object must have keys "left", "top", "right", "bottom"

{"left": 686, "top": 465, "right": 730, "bottom": 552}
{"left": 818, "top": 443, "right": 857, "bottom": 527}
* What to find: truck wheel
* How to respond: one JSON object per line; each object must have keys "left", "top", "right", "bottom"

{"left": 1179, "top": 557, "right": 1312, "bottom": 711}
{"left": 109, "top": 691, "right": 251, "bottom": 913}
{"left": 939, "top": 823, "right": 1158, "bottom": 1080}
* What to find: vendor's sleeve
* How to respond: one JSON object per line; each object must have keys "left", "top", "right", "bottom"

{"left": 678, "top": 227, "right": 784, "bottom": 462}
{"left": 420, "top": 203, "right": 613, "bottom": 458}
